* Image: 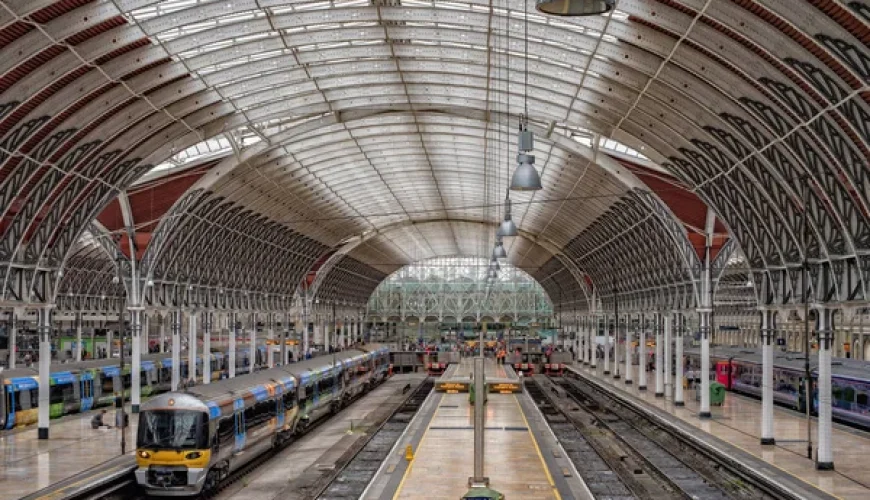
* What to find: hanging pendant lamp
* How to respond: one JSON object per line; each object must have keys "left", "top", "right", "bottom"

{"left": 493, "top": 236, "right": 507, "bottom": 260}
{"left": 499, "top": 197, "right": 519, "bottom": 236}
{"left": 536, "top": 0, "right": 615, "bottom": 16}
{"left": 511, "top": 121, "right": 542, "bottom": 191}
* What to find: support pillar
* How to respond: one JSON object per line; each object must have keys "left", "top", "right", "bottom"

{"left": 624, "top": 315, "right": 633, "bottom": 384}
{"left": 249, "top": 312, "right": 257, "bottom": 374}
{"left": 603, "top": 314, "right": 611, "bottom": 375}
{"left": 37, "top": 306, "right": 53, "bottom": 440}
{"left": 106, "top": 326, "right": 113, "bottom": 359}
{"left": 171, "top": 310, "right": 181, "bottom": 391}
{"left": 229, "top": 312, "right": 237, "bottom": 379}
{"left": 699, "top": 308, "right": 712, "bottom": 418}
{"left": 267, "top": 313, "right": 275, "bottom": 368}
{"left": 675, "top": 312, "right": 685, "bottom": 406}
{"left": 590, "top": 315, "right": 598, "bottom": 368}
{"left": 469, "top": 356, "right": 488, "bottom": 487}
{"left": 638, "top": 314, "right": 647, "bottom": 390}
{"left": 142, "top": 314, "right": 149, "bottom": 354}
{"left": 188, "top": 311, "right": 198, "bottom": 384}
{"left": 664, "top": 311, "right": 672, "bottom": 396}
{"left": 131, "top": 307, "right": 143, "bottom": 413}
{"left": 159, "top": 314, "right": 166, "bottom": 353}
{"left": 761, "top": 309, "right": 775, "bottom": 445}
{"left": 655, "top": 312, "right": 665, "bottom": 397}
{"left": 9, "top": 309, "right": 19, "bottom": 368}
{"left": 613, "top": 316, "right": 621, "bottom": 380}
{"left": 75, "top": 312, "right": 83, "bottom": 362}
{"left": 203, "top": 311, "right": 212, "bottom": 385}
{"left": 817, "top": 308, "right": 834, "bottom": 470}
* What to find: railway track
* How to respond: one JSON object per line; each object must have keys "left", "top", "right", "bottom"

{"left": 546, "top": 376, "right": 741, "bottom": 500}
{"left": 313, "top": 379, "right": 434, "bottom": 499}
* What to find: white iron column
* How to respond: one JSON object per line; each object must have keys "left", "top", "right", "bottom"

{"left": 106, "top": 326, "right": 113, "bottom": 359}
{"left": 613, "top": 316, "right": 621, "bottom": 380}
{"left": 638, "top": 314, "right": 648, "bottom": 390}
{"left": 655, "top": 312, "right": 665, "bottom": 397}
{"left": 142, "top": 314, "right": 149, "bottom": 354}
{"left": 75, "top": 312, "right": 83, "bottom": 362}
{"left": 590, "top": 315, "right": 598, "bottom": 368}
{"left": 761, "top": 309, "right": 775, "bottom": 445}
{"left": 131, "top": 307, "right": 143, "bottom": 413}
{"left": 171, "top": 310, "right": 181, "bottom": 391}
{"left": 229, "top": 312, "right": 237, "bottom": 379}
{"left": 603, "top": 314, "right": 611, "bottom": 375}
{"left": 267, "top": 313, "right": 275, "bottom": 368}
{"left": 698, "top": 208, "right": 715, "bottom": 418}
{"left": 159, "top": 314, "right": 166, "bottom": 353}
{"left": 202, "top": 311, "right": 212, "bottom": 385}
{"left": 699, "top": 307, "right": 712, "bottom": 418}
{"left": 624, "top": 314, "right": 633, "bottom": 384}
{"left": 188, "top": 311, "right": 198, "bottom": 384}
{"left": 9, "top": 309, "right": 18, "bottom": 368}
{"left": 37, "top": 306, "right": 53, "bottom": 440}
{"left": 324, "top": 316, "right": 330, "bottom": 352}
{"left": 675, "top": 312, "right": 685, "bottom": 406}
{"left": 664, "top": 311, "right": 672, "bottom": 396}
{"left": 249, "top": 312, "right": 257, "bottom": 374}
{"left": 302, "top": 310, "right": 310, "bottom": 358}
{"left": 817, "top": 307, "right": 834, "bottom": 470}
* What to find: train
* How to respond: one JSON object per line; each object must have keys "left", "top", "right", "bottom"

{"left": 135, "top": 346, "right": 391, "bottom": 496}
{"left": 1, "top": 346, "right": 267, "bottom": 430}
{"left": 684, "top": 347, "right": 870, "bottom": 429}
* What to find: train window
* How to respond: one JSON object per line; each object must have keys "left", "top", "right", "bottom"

{"left": 283, "top": 392, "right": 296, "bottom": 409}
{"left": 50, "top": 383, "right": 74, "bottom": 405}
{"left": 101, "top": 375, "right": 114, "bottom": 394}
{"left": 28, "top": 388, "right": 39, "bottom": 409}
{"left": 138, "top": 410, "right": 208, "bottom": 450}
{"left": 857, "top": 393, "right": 868, "bottom": 409}
{"left": 218, "top": 416, "right": 234, "bottom": 444}
{"left": 9, "top": 388, "right": 22, "bottom": 412}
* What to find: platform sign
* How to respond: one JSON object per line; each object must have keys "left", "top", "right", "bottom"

{"left": 488, "top": 382, "right": 521, "bottom": 394}
{"left": 436, "top": 381, "right": 470, "bottom": 393}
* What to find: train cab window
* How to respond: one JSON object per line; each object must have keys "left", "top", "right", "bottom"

{"left": 856, "top": 393, "right": 868, "bottom": 409}
{"left": 138, "top": 410, "right": 208, "bottom": 450}
{"left": 8, "top": 388, "right": 22, "bottom": 412}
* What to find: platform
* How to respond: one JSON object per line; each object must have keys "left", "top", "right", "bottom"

{"left": 571, "top": 363, "right": 870, "bottom": 500}
{"left": 366, "top": 358, "right": 590, "bottom": 500}
{"left": 434, "top": 358, "right": 522, "bottom": 394}
{"left": 0, "top": 405, "right": 138, "bottom": 500}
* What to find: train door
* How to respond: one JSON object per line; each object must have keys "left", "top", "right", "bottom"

{"left": 274, "top": 384, "right": 285, "bottom": 429}
{"left": 80, "top": 373, "right": 94, "bottom": 412}
{"left": 233, "top": 398, "right": 246, "bottom": 453}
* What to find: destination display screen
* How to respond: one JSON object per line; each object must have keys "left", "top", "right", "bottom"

{"left": 488, "top": 383, "right": 521, "bottom": 394}
{"left": 436, "top": 381, "right": 470, "bottom": 393}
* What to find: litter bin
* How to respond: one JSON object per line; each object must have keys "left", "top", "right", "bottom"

{"left": 694, "top": 381, "right": 727, "bottom": 406}
{"left": 462, "top": 487, "right": 504, "bottom": 500}
{"left": 710, "top": 381, "right": 726, "bottom": 406}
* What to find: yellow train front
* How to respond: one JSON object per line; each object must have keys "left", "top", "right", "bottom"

{"left": 135, "top": 393, "right": 215, "bottom": 495}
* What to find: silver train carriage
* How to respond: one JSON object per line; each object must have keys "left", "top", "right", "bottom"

{"left": 135, "top": 347, "right": 390, "bottom": 496}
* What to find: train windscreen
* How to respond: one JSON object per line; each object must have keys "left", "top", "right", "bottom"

{"left": 137, "top": 410, "right": 208, "bottom": 450}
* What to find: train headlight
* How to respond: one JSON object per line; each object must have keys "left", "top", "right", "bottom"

{"left": 185, "top": 451, "right": 202, "bottom": 460}
{"left": 138, "top": 450, "right": 151, "bottom": 459}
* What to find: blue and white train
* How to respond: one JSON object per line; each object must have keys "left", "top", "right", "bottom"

{"left": 135, "top": 346, "right": 391, "bottom": 496}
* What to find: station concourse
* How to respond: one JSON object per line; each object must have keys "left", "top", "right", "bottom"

{"left": 0, "top": 0, "right": 868, "bottom": 498}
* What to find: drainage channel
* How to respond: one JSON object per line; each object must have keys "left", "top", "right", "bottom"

{"left": 315, "top": 379, "right": 435, "bottom": 499}
{"left": 524, "top": 378, "right": 638, "bottom": 500}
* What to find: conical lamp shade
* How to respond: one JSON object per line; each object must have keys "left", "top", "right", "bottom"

{"left": 499, "top": 218, "right": 518, "bottom": 237}
{"left": 493, "top": 242, "right": 507, "bottom": 259}
{"left": 511, "top": 160, "right": 542, "bottom": 191}
{"left": 536, "top": 0, "right": 614, "bottom": 16}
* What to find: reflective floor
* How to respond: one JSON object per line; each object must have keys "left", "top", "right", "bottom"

{"left": 0, "top": 407, "right": 137, "bottom": 500}
{"left": 578, "top": 363, "right": 870, "bottom": 500}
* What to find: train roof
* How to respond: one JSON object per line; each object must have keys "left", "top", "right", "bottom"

{"left": 685, "top": 347, "right": 870, "bottom": 382}
{"left": 160, "top": 348, "right": 379, "bottom": 417}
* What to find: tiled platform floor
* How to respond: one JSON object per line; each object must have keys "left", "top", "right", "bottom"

{"left": 576, "top": 363, "right": 870, "bottom": 500}
{"left": 0, "top": 407, "right": 137, "bottom": 500}
{"left": 392, "top": 391, "right": 561, "bottom": 499}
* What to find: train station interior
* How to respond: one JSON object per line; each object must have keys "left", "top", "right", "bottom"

{"left": 0, "top": 0, "right": 868, "bottom": 499}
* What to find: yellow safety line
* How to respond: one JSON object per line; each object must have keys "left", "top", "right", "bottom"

{"left": 391, "top": 403, "right": 441, "bottom": 500}
{"left": 514, "top": 395, "right": 563, "bottom": 500}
